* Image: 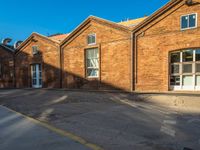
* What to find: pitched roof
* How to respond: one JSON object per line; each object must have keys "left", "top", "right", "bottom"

{"left": 118, "top": 17, "right": 148, "bottom": 27}
{"left": 16, "top": 32, "right": 59, "bottom": 52}
{"left": 132, "top": 0, "right": 183, "bottom": 32}
{"left": 0, "top": 44, "right": 15, "bottom": 53}
{"left": 49, "top": 34, "right": 70, "bottom": 42}
{"left": 61, "top": 15, "right": 131, "bottom": 47}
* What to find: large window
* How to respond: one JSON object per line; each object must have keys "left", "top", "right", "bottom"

{"left": 181, "top": 13, "right": 197, "bottom": 30}
{"left": 170, "top": 49, "right": 200, "bottom": 89}
{"left": 86, "top": 48, "right": 99, "bottom": 78}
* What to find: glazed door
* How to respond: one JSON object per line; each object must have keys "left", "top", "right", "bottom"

{"left": 31, "top": 64, "right": 42, "bottom": 88}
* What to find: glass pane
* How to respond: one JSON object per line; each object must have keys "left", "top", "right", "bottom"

{"left": 39, "top": 79, "right": 42, "bottom": 85}
{"left": 183, "top": 50, "right": 193, "bottom": 62}
{"left": 39, "top": 72, "right": 42, "bottom": 78}
{"left": 196, "top": 50, "right": 200, "bottom": 61}
{"left": 88, "top": 35, "right": 95, "bottom": 44}
{"left": 91, "top": 35, "right": 95, "bottom": 44}
{"left": 196, "top": 64, "right": 200, "bottom": 73}
{"left": 94, "top": 49, "right": 98, "bottom": 58}
{"left": 183, "top": 64, "right": 192, "bottom": 73}
{"left": 196, "top": 76, "right": 200, "bottom": 86}
{"left": 183, "top": 76, "right": 193, "bottom": 86}
{"left": 189, "top": 14, "right": 196, "bottom": 28}
{"left": 171, "top": 52, "right": 180, "bottom": 63}
{"left": 87, "top": 59, "right": 91, "bottom": 67}
{"left": 33, "top": 72, "right": 36, "bottom": 78}
{"left": 170, "top": 76, "right": 180, "bottom": 86}
{"left": 87, "top": 69, "right": 98, "bottom": 77}
{"left": 38, "top": 64, "right": 41, "bottom": 71}
{"left": 32, "top": 65, "right": 36, "bottom": 71}
{"left": 171, "top": 64, "right": 180, "bottom": 74}
{"left": 181, "top": 15, "right": 188, "bottom": 29}
{"left": 33, "top": 79, "right": 37, "bottom": 85}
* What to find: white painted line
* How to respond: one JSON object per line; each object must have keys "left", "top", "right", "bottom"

{"left": 160, "top": 126, "right": 176, "bottom": 137}
{"left": 163, "top": 120, "right": 177, "bottom": 125}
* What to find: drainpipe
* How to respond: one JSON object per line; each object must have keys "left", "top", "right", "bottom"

{"left": 59, "top": 46, "right": 62, "bottom": 88}
{"left": 131, "top": 32, "right": 134, "bottom": 92}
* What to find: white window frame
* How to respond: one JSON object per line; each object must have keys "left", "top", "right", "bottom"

{"left": 180, "top": 13, "right": 198, "bottom": 31}
{"left": 32, "top": 45, "right": 39, "bottom": 55}
{"left": 86, "top": 48, "right": 99, "bottom": 78}
{"left": 87, "top": 34, "right": 96, "bottom": 45}
{"left": 170, "top": 49, "right": 200, "bottom": 91}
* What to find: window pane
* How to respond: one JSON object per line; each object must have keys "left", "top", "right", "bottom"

{"left": 39, "top": 79, "right": 42, "bottom": 85}
{"left": 196, "top": 50, "right": 200, "bottom": 61}
{"left": 189, "top": 14, "right": 196, "bottom": 28}
{"left": 196, "top": 64, "right": 200, "bottom": 73}
{"left": 171, "top": 64, "right": 180, "bottom": 74}
{"left": 181, "top": 15, "right": 188, "bottom": 29}
{"left": 87, "top": 69, "right": 98, "bottom": 77}
{"left": 196, "top": 76, "right": 200, "bottom": 86}
{"left": 86, "top": 48, "right": 99, "bottom": 77}
{"left": 183, "top": 76, "right": 193, "bottom": 86}
{"left": 183, "top": 50, "right": 193, "bottom": 62}
{"left": 33, "top": 79, "right": 37, "bottom": 85}
{"left": 171, "top": 52, "right": 180, "bottom": 63}
{"left": 183, "top": 64, "right": 192, "bottom": 73}
{"left": 170, "top": 76, "right": 180, "bottom": 86}
{"left": 88, "top": 35, "right": 96, "bottom": 45}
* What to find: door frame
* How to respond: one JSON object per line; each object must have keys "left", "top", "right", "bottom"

{"left": 31, "top": 64, "right": 42, "bottom": 88}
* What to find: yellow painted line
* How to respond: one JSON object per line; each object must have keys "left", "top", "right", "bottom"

{"left": 0, "top": 105, "right": 104, "bottom": 150}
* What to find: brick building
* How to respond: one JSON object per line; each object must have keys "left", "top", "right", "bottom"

{"left": 133, "top": 0, "right": 200, "bottom": 92}
{"left": 60, "top": 16, "right": 136, "bottom": 91}
{"left": 2, "top": 0, "right": 200, "bottom": 92}
{"left": 0, "top": 44, "right": 15, "bottom": 88}
{"left": 15, "top": 33, "right": 68, "bottom": 88}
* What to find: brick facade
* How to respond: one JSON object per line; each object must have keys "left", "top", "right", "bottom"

{"left": 61, "top": 17, "right": 132, "bottom": 91}
{"left": 0, "top": 45, "right": 15, "bottom": 88}
{"left": 15, "top": 33, "right": 61, "bottom": 88}
{"left": 2, "top": 0, "right": 200, "bottom": 92}
{"left": 134, "top": 0, "right": 200, "bottom": 92}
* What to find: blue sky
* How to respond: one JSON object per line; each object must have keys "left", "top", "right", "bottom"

{"left": 0, "top": 0, "right": 169, "bottom": 44}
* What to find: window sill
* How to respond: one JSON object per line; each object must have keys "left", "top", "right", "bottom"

{"left": 181, "top": 27, "right": 197, "bottom": 31}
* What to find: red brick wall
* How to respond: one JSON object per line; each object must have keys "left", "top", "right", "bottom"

{"left": 0, "top": 46, "right": 14, "bottom": 88}
{"left": 135, "top": 1, "right": 200, "bottom": 91}
{"left": 62, "top": 20, "right": 132, "bottom": 91}
{"left": 15, "top": 35, "right": 60, "bottom": 88}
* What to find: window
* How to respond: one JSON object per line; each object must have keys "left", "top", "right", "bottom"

{"left": 183, "top": 64, "right": 192, "bottom": 73}
{"left": 171, "top": 64, "right": 180, "bottom": 74}
{"left": 170, "top": 76, "right": 180, "bottom": 86}
{"left": 171, "top": 52, "right": 180, "bottom": 63}
{"left": 87, "top": 34, "right": 96, "bottom": 45}
{"left": 32, "top": 46, "right": 39, "bottom": 55}
{"left": 183, "top": 75, "right": 193, "bottom": 86}
{"left": 181, "top": 13, "right": 197, "bottom": 30}
{"left": 196, "top": 50, "right": 200, "bottom": 61}
{"left": 86, "top": 48, "right": 99, "bottom": 77}
{"left": 183, "top": 50, "right": 193, "bottom": 62}
{"left": 196, "top": 76, "right": 200, "bottom": 86}
{"left": 170, "top": 49, "right": 200, "bottom": 89}
{"left": 196, "top": 64, "right": 200, "bottom": 73}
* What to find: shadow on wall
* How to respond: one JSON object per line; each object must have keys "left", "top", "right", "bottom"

{"left": 15, "top": 50, "right": 128, "bottom": 91}
{"left": 0, "top": 54, "right": 15, "bottom": 89}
